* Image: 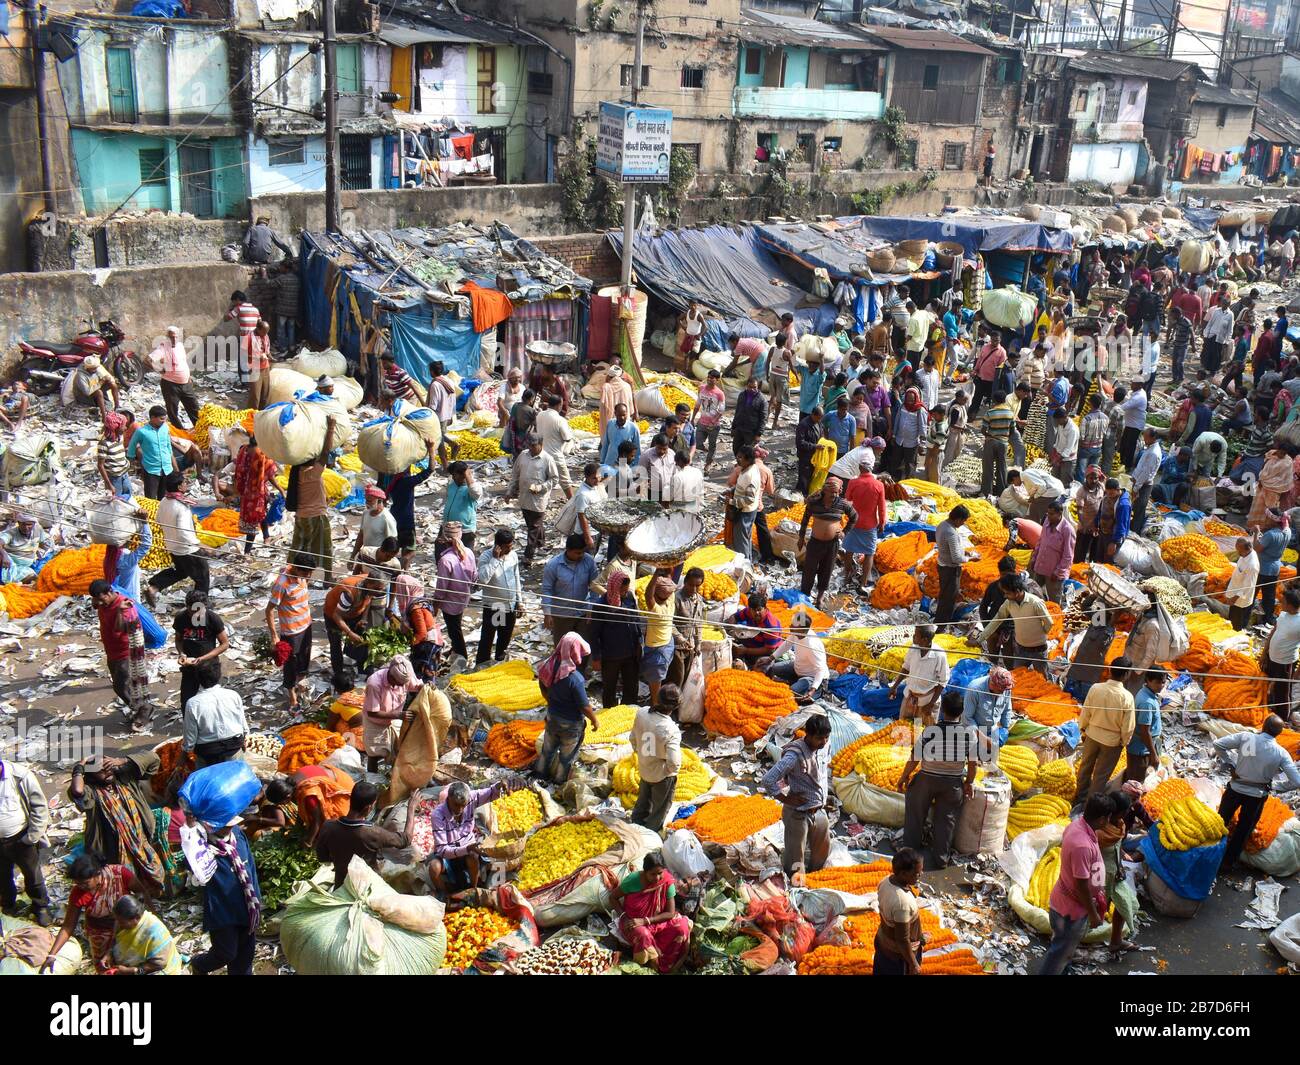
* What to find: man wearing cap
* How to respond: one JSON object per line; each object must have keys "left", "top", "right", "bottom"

{"left": 961, "top": 667, "right": 1014, "bottom": 761}
{"left": 156, "top": 326, "right": 199, "bottom": 429}
{"left": 242, "top": 214, "right": 293, "bottom": 265}
{"left": 353, "top": 485, "right": 396, "bottom": 558}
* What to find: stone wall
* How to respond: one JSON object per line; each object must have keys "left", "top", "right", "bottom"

{"left": 30, "top": 215, "right": 246, "bottom": 271}
{"left": 0, "top": 261, "right": 254, "bottom": 376}
{"left": 249, "top": 184, "right": 572, "bottom": 243}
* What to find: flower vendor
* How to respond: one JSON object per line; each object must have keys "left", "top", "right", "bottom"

{"left": 889, "top": 623, "right": 950, "bottom": 725}
{"left": 105, "top": 894, "right": 183, "bottom": 975}
{"left": 610, "top": 852, "right": 692, "bottom": 974}
{"left": 762, "top": 608, "right": 831, "bottom": 700}
{"left": 961, "top": 667, "right": 1014, "bottom": 762}
{"left": 899, "top": 690, "right": 978, "bottom": 870}
{"left": 629, "top": 685, "right": 683, "bottom": 833}
{"left": 428, "top": 779, "right": 515, "bottom": 898}
{"left": 760, "top": 713, "right": 832, "bottom": 878}
{"left": 1074, "top": 657, "right": 1136, "bottom": 807}
{"left": 537, "top": 632, "right": 601, "bottom": 785}
{"left": 264, "top": 763, "right": 355, "bottom": 846}
{"left": 873, "top": 848, "right": 925, "bottom": 975}
{"left": 361, "top": 656, "right": 422, "bottom": 772}
{"left": 728, "top": 590, "right": 784, "bottom": 663}
{"left": 978, "top": 573, "right": 1053, "bottom": 674}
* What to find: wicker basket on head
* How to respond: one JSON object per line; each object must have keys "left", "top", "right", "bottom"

{"left": 866, "top": 247, "right": 896, "bottom": 272}
{"left": 934, "top": 240, "right": 964, "bottom": 268}
{"left": 895, "top": 238, "right": 928, "bottom": 261}
{"left": 624, "top": 511, "right": 718, "bottom": 567}
{"left": 586, "top": 498, "right": 663, "bottom": 536}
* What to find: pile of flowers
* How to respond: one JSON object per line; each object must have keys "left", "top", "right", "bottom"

{"left": 998, "top": 744, "right": 1041, "bottom": 793}
{"left": 277, "top": 723, "right": 346, "bottom": 773}
{"left": 669, "top": 794, "right": 782, "bottom": 845}
{"left": 517, "top": 818, "right": 618, "bottom": 893}
{"left": 1007, "top": 793, "right": 1072, "bottom": 841}
{"left": 490, "top": 788, "right": 545, "bottom": 835}
{"left": 874, "top": 530, "right": 932, "bottom": 573}
{"left": 1159, "top": 534, "right": 1234, "bottom": 580}
{"left": 702, "top": 669, "right": 798, "bottom": 741}
{"left": 449, "top": 430, "right": 504, "bottom": 460}
{"left": 852, "top": 745, "right": 910, "bottom": 791}
{"left": 871, "top": 571, "right": 923, "bottom": 609}
{"left": 35, "top": 544, "right": 108, "bottom": 595}
{"left": 831, "top": 722, "right": 916, "bottom": 777}
{"left": 804, "top": 860, "right": 894, "bottom": 894}
{"left": 612, "top": 748, "right": 713, "bottom": 809}
{"left": 1156, "top": 797, "right": 1228, "bottom": 851}
{"left": 484, "top": 720, "right": 544, "bottom": 768}
{"left": 1232, "top": 795, "right": 1292, "bottom": 853}
{"left": 442, "top": 906, "right": 519, "bottom": 971}
{"left": 1034, "top": 759, "right": 1076, "bottom": 798}
{"left": 1009, "top": 668, "right": 1081, "bottom": 726}
{"left": 1140, "top": 778, "right": 1195, "bottom": 821}
{"left": 449, "top": 660, "right": 544, "bottom": 711}
{"left": 584, "top": 703, "right": 638, "bottom": 744}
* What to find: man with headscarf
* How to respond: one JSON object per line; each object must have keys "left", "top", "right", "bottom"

{"left": 497, "top": 367, "right": 525, "bottom": 427}
{"left": 0, "top": 512, "right": 51, "bottom": 583}
{"left": 68, "top": 355, "right": 119, "bottom": 417}
{"left": 598, "top": 364, "right": 636, "bottom": 435}
{"left": 538, "top": 632, "right": 600, "bottom": 783}
{"left": 798, "top": 476, "right": 858, "bottom": 609}
{"left": 352, "top": 485, "right": 396, "bottom": 559}
{"left": 154, "top": 326, "right": 199, "bottom": 429}
{"left": 892, "top": 386, "right": 928, "bottom": 480}
{"left": 96, "top": 412, "right": 133, "bottom": 496}
{"left": 361, "top": 655, "right": 421, "bottom": 772}
{"left": 961, "top": 667, "right": 1014, "bottom": 762}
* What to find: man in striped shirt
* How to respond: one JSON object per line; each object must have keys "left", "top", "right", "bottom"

{"left": 980, "top": 390, "right": 1015, "bottom": 498}
{"left": 380, "top": 352, "right": 419, "bottom": 403}
{"left": 264, "top": 552, "right": 315, "bottom": 707}
{"left": 97, "top": 413, "right": 132, "bottom": 496}
{"left": 228, "top": 290, "right": 260, "bottom": 384}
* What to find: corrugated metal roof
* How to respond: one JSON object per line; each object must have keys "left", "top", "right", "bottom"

{"left": 1193, "top": 83, "right": 1256, "bottom": 108}
{"left": 863, "top": 26, "right": 996, "bottom": 55}
{"left": 1066, "top": 51, "right": 1199, "bottom": 81}
{"left": 380, "top": 8, "right": 527, "bottom": 47}
{"left": 738, "top": 9, "right": 887, "bottom": 50}
{"left": 1254, "top": 92, "right": 1300, "bottom": 145}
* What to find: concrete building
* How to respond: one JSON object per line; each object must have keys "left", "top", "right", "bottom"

{"left": 1180, "top": 83, "right": 1256, "bottom": 182}
{"left": 55, "top": 14, "right": 246, "bottom": 218}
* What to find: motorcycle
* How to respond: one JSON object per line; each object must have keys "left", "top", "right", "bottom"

{"left": 16, "top": 318, "right": 143, "bottom": 396}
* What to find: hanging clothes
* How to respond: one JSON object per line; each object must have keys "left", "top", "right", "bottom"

{"left": 458, "top": 281, "right": 514, "bottom": 333}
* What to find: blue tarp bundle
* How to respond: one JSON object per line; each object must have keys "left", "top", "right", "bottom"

{"left": 606, "top": 226, "right": 840, "bottom": 343}
{"left": 881, "top": 520, "right": 935, "bottom": 540}
{"left": 847, "top": 684, "right": 905, "bottom": 719}
{"left": 947, "top": 657, "right": 990, "bottom": 697}
{"left": 1139, "top": 832, "right": 1225, "bottom": 901}
{"left": 389, "top": 310, "right": 483, "bottom": 383}
{"left": 757, "top": 213, "right": 1074, "bottom": 281}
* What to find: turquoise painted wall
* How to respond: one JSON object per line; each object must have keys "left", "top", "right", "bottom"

{"left": 467, "top": 44, "right": 526, "bottom": 184}
{"left": 71, "top": 129, "right": 247, "bottom": 217}
{"left": 783, "top": 47, "right": 809, "bottom": 89}
{"left": 737, "top": 45, "right": 765, "bottom": 87}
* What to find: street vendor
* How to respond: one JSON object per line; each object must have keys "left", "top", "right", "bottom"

{"left": 610, "top": 853, "right": 692, "bottom": 974}
{"left": 762, "top": 609, "right": 831, "bottom": 700}
{"left": 728, "top": 590, "right": 783, "bottom": 663}
{"left": 889, "top": 624, "right": 950, "bottom": 725}
{"left": 597, "top": 364, "right": 636, "bottom": 435}
{"left": 760, "top": 713, "right": 832, "bottom": 878}
{"left": 961, "top": 667, "right": 1013, "bottom": 761}
{"left": 361, "top": 655, "right": 422, "bottom": 771}
{"left": 428, "top": 779, "right": 516, "bottom": 897}
{"left": 1214, "top": 714, "right": 1300, "bottom": 870}
{"left": 0, "top": 512, "right": 52, "bottom": 581}
{"left": 316, "top": 781, "right": 419, "bottom": 889}
{"left": 264, "top": 763, "right": 355, "bottom": 846}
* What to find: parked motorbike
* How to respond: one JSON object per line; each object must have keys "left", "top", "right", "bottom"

{"left": 16, "top": 319, "right": 143, "bottom": 396}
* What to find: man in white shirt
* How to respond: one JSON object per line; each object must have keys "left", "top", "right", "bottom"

{"left": 145, "top": 475, "right": 211, "bottom": 604}
{"left": 998, "top": 470, "right": 1032, "bottom": 518}
{"left": 766, "top": 336, "right": 798, "bottom": 429}
{"left": 1119, "top": 381, "right": 1148, "bottom": 470}
{"left": 915, "top": 354, "right": 940, "bottom": 411}
{"left": 535, "top": 393, "right": 576, "bottom": 497}
{"left": 0, "top": 757, "right": 51, "bottom": 924}
{"left": 1202, "top": 297, "right": 1235, "bottom": 373}
{"left": 1226, "top": 536, "right": 1260, "bottom": 632}
{"left": 830, "top": 439, "right": 880, "bottom": 481}
{"left": 639, "top": 434, "right": 677, "bottom": 504}
{"left": 889, "top": 625, "right": 951, "bottom": 725}
{"left": 666, "top": 451, "right": 704, "bottom": 513}
{"left": 566, "top": 462, "right": 607, "bottom": 551}
{"left": 764, "top": 610, "right": 830, "bottom": 699}
{"left": 183, "top": 660, "right": 249, "bottom": 768}
{"left": 1049, "top": 410, "right": 1079, "bottom": 487}
{"left": 629, "top": 686, "right": 684, "bottom": 831}
{"left": 1130, "top": 427, "right": 1163, "bottom": 534}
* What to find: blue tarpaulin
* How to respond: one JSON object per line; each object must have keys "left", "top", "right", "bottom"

{"left": 607, "top": 225, "right": 840, "bottom": 343}
{"left": 1140, "top": 832, "right": 1225, "bottom": 901}
{"left": 757, "top": 213, "right": 1073, "bottom": 281}
{"left": 389, "top": 311, "right": 483, "bottom": 384}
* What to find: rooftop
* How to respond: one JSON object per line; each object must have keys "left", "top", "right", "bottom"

{"left": 863, "top": 26, "right": 996, "bottom": 55}
{"left": 1067, "top": 51, "right": 1202, "bottom": 81}
{"left": 1192, "top": 83, "right": 1257, "bottom": 108}
{"left": 738, "top": 8, "right": 886, "bottom": 50}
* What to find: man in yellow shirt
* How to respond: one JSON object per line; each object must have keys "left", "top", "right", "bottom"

{"left": 642, "top": 572, "right": 677, "bottom": 706}
{"left": 1073, "top": 656, "right": 1136, "bottom": 806}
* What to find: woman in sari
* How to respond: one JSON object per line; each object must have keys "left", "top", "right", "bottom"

{"left": 264, "top": 763, "right": 354, "bottom": 845}
{"left": 610, "top": 853, "right": 691, "bottom": 974}
{"left": 105, "top": 894, "right": 182, "bottom": 975}
{"left": 104, "top": 520, "right": 165, "bottom": 651}
{"left": 234, "top": 436, "right": 279, "bottom": 554}
{"left": 69, "top": 754, "right": 166, "bottom": 894}
{"left": 43, "top": 853, "right": 142, "bottom": 972}
{"left": 1249, "top": 447, "right": 1293, "bottom": 526}
{"left": 390, "top": 572, "right": 443, "bottom": 679}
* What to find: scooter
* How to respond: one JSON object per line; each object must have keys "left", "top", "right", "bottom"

{"left": 16, "top": 318, "right": 143, "bottom": 396}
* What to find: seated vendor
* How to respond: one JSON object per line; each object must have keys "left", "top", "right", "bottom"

{"left": 105, "top": 894, "right": 183, "bottom": 975}
{"left": 315, "top": 781, "right": 418, "bottom": 889}
{"left": 263, "top": 763, "right": 355, "bottom": 846}
{"left": 0, "top": 512, "right": 53, "bottom": 582}
{"left": 728, "top": 590, "right": 783, "bottom": 663}
{"left": 997, "top": 470, "right": 1031, "bottom": 519}
{"left": 1150, "top": 449, "right": 1191, "bottom": 506}
{"left": 761, "top": 609, "right": 831, "bottom": 700}
{"left": 324, "top": 691, "right": 366, "bottom": 750}
{"left": 609, "top": 852, "right": 692, "bottom": 974}
{"left": 428, "top": 779, "right": 516, "bottom": 899}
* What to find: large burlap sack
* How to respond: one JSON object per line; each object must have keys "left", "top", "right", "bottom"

{"left": 983, "top": 287, "right": 1039, "bottom": 329}
{"left": 288, "top": 348, "right": 348, "bottom": 379}
{"left": 999, "top": 822, "right": 1113, "bottom": 942}
{"left": 266, "top": 366, "right": 317, "bottom": 405}
{"left": 255, "top": 393, "right": 333, "bottom": 466}
{"left": 358, "top": 420, "right": 430, "bottom": 474}
{"left": 1179, "top": 241, "right": 1213, "bottom": 274}
{"left": 87, "top": 496, "right": 141, "bottom": 546}
{"left": 330, "top": 375, "right": 364, "bottom": 411}
{"left": 280, "top": 857, "right": 447, "bottom": 975}
{"left": 0, "top": 913, "right": 82, "bottom": 975}
{"left": 834, "top": 772, "right": 905, "bottom": 828}
{"left": 954, "top": 774, "right": 1012, "bottom": 856}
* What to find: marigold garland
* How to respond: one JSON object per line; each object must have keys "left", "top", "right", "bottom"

{"left": 768, "top": 600, "right": 835, "bottom": 633}
{"left": 961, "top": 549, "right": 1007, "bottom": 600}
{"left": 131, "top": 496, "right": 174, "bottom": 570}
{"left": 702, "top": 669, "right": 798, "bottom": 741}
{"left": 804, "top": 860, "right": 894, "bottom": 894}
{"left": 584, "top": 703, "right": 638, "bottom": 744}
{"left": 1007, "top": 793, "right": 1072, "bottom": 841}
{"left": 871, "top": 571, "right": 923, "bottom": 609}
{"left": 998, "top": 744, "right": 1041, "bottom": 793}
{"left": 874, "top": 530, "right": 932, "bottom": 573}
{"left": 1232, "top": 795, "right": 1293, "bottom": 853}
{"left": 668, "top": 794, "right": 782, "bottom": 845}
{"left": 449, "top": 660, "right": 544, "bottom": 711}
{"left": 1159, "top": 533, "right": 1234, "bottom": 577}
{"left": 0, "top": 584, "right": 60, "bottom": 618}
{"left": 830, "top": 722, "right": 916, "bottom": 777}
{"left": 277, "top": 723, "right": 346, "bottom": 773}
{"left": 1034, "top": 758, "right": 1076, "bottom": 798}
{"left": 197, "top": 508, "right": 242, "bottom": 548}
{"left": 612, "top": 748, "right": 714, "bottom": 809}
{"left": 484, "top": 720, "right": 545, "bottom": 768}
{"left": 1156, "top": 796, "right": 1228, "bottom": 851}
{"left": 1140, "top": 778, "right": 1195, "bottom": 821}
{"left": 35, "top": 544, "right": 108, "bottom": 595}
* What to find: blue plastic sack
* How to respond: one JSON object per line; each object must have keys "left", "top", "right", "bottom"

{"left": 848, "top": 684, "right": 903, "bottom": 720}
{"left": 827, "top": 672, "right": 871, "bottom": 703}
{"left": 1139, "top": 831, "right": 1226, "bottom": 901}
{"left": 178, "top": 761, "right": 262, "bottom": 828}
{"left": 881, "top": 520, "right": 936, "bottom": 540}
{"left": 768, "top": 587, "right": 814, "bottom": 608}
{"left": 947, "top": 657, "right": 990, "bottom": 696}
{"left": 132, "top": 596, "right": 166, "bottom": 651}
{"left": 335, "top": 486, "right": 366, "bottom": 511}
{"left": 1056, "top": 719, "right": 1081, "bottom": 750}
{"left": 455, "top": 379, "right": 480, "bottom": 412}
{"left": 266, "top": 492, "right": 286, "bottom": 526}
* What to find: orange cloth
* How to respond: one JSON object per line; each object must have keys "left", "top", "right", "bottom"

{"left": 293, "top": 763, "right": 354, "bottom": 822}
{"left": 459, "top": 281, "right": 515, "bottom": 333}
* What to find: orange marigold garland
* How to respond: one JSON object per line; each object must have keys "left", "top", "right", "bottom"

{"left": 484, "top": 720, "right": 545, "bottom": 768}
{"left": 961, "top": 550, "right": 1006, "bottom": 601}
{"left": 668, "top": 794, "right": 782, "bottom": 845}
{"left": 1141, "top": 778, "right": 1195, "bottom": 821}
{"left": 870, "top": 571, "right": 922, "bottom": 610}
{"left": 703, "top": 668, "right": 798, "bottom": 741}
{"left": 873, "top": 530, "right": 932, "bottom": 573}
{"left": 1174, "top": 632, "right": 1217, "bottom": 674}
{"left": 916, "top": 553, "right": 940, "bottom": 598}
{"left": 1232, "top": 795, "right": 1293, "bottom": 853}
{"left": 0, "top": 584, "right": 61, "bottom": 618}
{"left": 830, "top": 722, "right": 916, "bottom": 777}
{"left": 768, "top": 600, "right": 836, "bottom": 633}
{"left": 277, "top": 723, "right": 345, "bottom": 772}
{"left": 35, "top": 544, "right": 108, "bottom": 596}
{"left": 805, "top": 861, "right": 894, "bottom": 894}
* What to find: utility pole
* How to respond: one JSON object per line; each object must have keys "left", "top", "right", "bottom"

{"left": 27, "top": 0, "right": 53, "bottom": 219}
{"left": 323, "top": 0, "right": 340, "bottom": 233}
{"left": 1060, "top": 0, "right": 1069, "bottom": 52}
{"left": 1116, "top": 0, "right": 1126, "bottom": 48}
{"left": 1166, "top": 0, "right": 1178, "bottom": 58}
{"left": 619, "top": 0, "right": 647, "bottom": 292}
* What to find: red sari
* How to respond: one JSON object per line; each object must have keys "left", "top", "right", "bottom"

{"left": 235, "top": 444, "right": 276, "bottom": 534}
{"left": 618, "top": 870, "right": 691, "bottom": 974}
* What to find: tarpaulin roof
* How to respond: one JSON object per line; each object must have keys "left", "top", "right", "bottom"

{"left": 756, "top": 213, "right": 1073, "bottom": 279}
{"left": 605, "top": 224, "right": 839, "bottom": 342}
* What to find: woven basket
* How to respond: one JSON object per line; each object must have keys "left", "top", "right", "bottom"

{"left": 586, "top": 498, "right": 662, "bottom": 535}
{"left": 866, "top": 247, "right": 896, "bottom": 272}
{"left": 934, "top": 240, "right": 964, "bottom": 268}
{"left": 624, "top": 511, "right": 718, "bottom": 566}
{"left": 895, "top": 238, "right": 928, "bottom": 261}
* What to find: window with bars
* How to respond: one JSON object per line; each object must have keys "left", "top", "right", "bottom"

{"left": 477, "top": 47, "right": 497, "bottom": 114}
{"left": 681, "top": 65, "right": 705, "bottom": 89}
{"left": 898, "top": 139, "right": 918, "bottom": 168}
{"left": 138, "top": 147, "right": 167, "bottom": 186}
{"left": 268, "top": 139, "right": 304, "bottom": 167}
{"left": 942, "top": 142, "right": 966, "bottom": 169}
{"left": 620, "top": 64, "right": 649, "bottom": 88}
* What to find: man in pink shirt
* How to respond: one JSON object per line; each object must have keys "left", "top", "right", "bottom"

{"left": 1028, "top": 499, "right": 1076, "bottom": 604}
{"left": 361, "top": 654, "right": 421, "bottom": 771}
{"left": 971, "top": 330, "right": 1006, "bottom": 417}
{"left": 1172, "top": 281, "right": 1203, "bottom": 328}
{"left": 1040, "top": 792, "right": 1111, "bottom": 974}
{"left": 156, "top": 326, "right": 199, "bottom": 428}
{"left": 842, "top": 464, "right": 887, "bottom": 590}
{"left": 724, "top": 332, "right": 768, "bottom": 379}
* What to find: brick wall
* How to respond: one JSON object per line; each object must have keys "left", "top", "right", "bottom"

{"left": 531, "top": 232, "right": 621, "bottom": 285}
{"left": 31, "top": 216, "right": 246, "bottom": 271}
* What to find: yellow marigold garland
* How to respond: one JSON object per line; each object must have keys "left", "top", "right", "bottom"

{"left": 449, "top": 660, "right": 544, "bottom": 711}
